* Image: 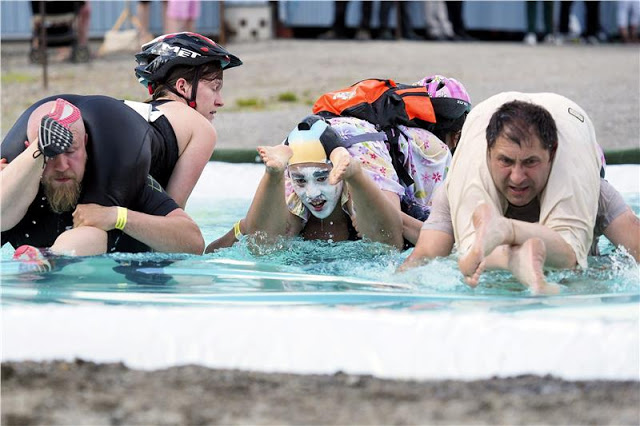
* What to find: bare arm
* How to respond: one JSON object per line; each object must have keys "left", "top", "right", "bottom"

{"left": 401, "top": 212, "right": 424, "bottom": 246}
{"left": 73, "top": 204, "right": 204, "bottom": 254}
{"left": 245, "top": 146, "right": 302, "bottom": 241}
{"left": 603, "top": 208, "right": 640, "bottom": 262}
{"left": 1, "top": 142, "right": 44, "bottom": 231}
{"left": 165, "top": 114, "right": 216, "bottom": 208}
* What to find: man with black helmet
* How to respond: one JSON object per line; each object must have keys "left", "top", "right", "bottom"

{"left": 129, "top": 32, "right": 242, "bottom": 208}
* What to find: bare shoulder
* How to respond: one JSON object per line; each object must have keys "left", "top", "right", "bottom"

{"left": 157, "top": 102, "right": 215, "bottom": 146}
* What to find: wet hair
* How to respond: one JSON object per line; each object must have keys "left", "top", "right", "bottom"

{"left": 486, "top": 100, "right": 558, "bottom": 153}
{"left": 149, "top": 62, "right": 223, "bottom": 101}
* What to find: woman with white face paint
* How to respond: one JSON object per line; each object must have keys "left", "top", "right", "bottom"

{"left": 207, "top": 115, "right": 404, "bottom": 250}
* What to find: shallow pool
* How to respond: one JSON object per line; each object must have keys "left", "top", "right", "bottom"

{"left": 2, "top": 163, "right": 639, "bottom": 381}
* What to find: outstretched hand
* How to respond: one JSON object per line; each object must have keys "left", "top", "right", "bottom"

{"left": 73, "top": 204, "right": 118, "bottom": 231}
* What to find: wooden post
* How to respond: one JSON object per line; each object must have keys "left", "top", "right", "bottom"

{"left": 39, "top": 0, "right": 48, "bottom": 89}
{"left": 218, "top": 0, "right": 226, "bottom": 45}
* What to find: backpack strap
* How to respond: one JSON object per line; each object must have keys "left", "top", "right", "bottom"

{"left": 383, "top": 128, "right": 414, "bottom": 187}
{"left": 341, "top": 131, "right": 387, "bottom": 147}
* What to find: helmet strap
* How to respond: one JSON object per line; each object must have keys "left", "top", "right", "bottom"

{"left": 186, "top": 66, "right": 203, "bottom": 109}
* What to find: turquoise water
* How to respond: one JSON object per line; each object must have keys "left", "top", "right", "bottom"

{"left": 1, "top": 165, "right": 639, "bottom": 311}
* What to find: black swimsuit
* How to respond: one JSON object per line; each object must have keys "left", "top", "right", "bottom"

{"left": 147, "top": 100, "right": 180, "bottom": 189}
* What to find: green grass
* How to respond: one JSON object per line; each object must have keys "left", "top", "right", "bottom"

{"left": 1, "top": 72, "right": 38, "bottom": 85}
{"left": 277, "top": 91, "right": 298, "bottom": 102}
{"left": 235, "top": 97, "right": 266, "bottom": 109}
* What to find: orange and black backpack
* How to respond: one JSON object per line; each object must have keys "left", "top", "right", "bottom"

{"left": 312, "top": 79, "right": 469, "bottom": 186}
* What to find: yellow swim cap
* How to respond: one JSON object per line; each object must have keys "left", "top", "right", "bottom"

{"left": 285, "top": 115, "right": 342, "bottom": 165}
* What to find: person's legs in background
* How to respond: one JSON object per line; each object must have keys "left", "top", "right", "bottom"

{"left": 446, "top": 0, "right": 474, "bottom": 40}
{"left": 558, "top": 0, "right": 573, "bottom": 42}
{"left": 584, "top": 1, "right": 601, "bottom": 43}
{"left": 76, "top": 1, "right": 90, "bottom": 48}
{"left": 424, "top": 1, "right": 454, "bottom": 41}
{"left": 166, "top": 0, "right": 200, "bottom": 33}
{"left": 319, "top": 1, "right": 348, "bottom": 39}
{"left": 542, "top": 1, "right": 557, "bottom": 44}
{"left": 399, "top": 1, "right": 421, "bottom": 39}
{"left": 524, "top": 1, "right": 539, "bottom": 45}
{"left": 378, "top": 1, "right": 394, "bottom": 39}
{"left": 136, "top": 1, "right": 154, "bottom": 44}
{"left": 355, "top": 0, "right": 372, "bottom": 40}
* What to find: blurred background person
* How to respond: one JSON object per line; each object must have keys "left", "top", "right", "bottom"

{"left": 379, "top": 0, "right": 420, "bottom": 40}
{"left": 559, "top": 0, "right": 603, "bottom": 44}
{"left": 166, "top": 0, "right": 200, "bottom": 33}
{"left": 319, "top": 1, "right": 373, "bottom": 40}
{"left": 446, "top": 1, "right": 474, "bottom": 40}
{"left": 424, "top": 0, "right": 455, "bottom": 41}
{"left": 617, "top": 0, "right": 639, "bottom": 43}
{"left": 523, "top": 0, "right": 556, "bottom": 45}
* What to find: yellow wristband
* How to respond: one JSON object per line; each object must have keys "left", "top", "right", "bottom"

{"left": 233, "top": 220, "right": 243, "bottom": 240}
{"left": 115, "top": 207, "right": 128, "bottom": 230}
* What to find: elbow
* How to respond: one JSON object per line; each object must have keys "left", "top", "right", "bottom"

{"left": 186, "top": 231, "right": 205, "bottom": 255}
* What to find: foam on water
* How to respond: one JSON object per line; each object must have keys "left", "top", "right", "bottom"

{"left": 1, "top": 163, "right": 639, "bottom": 380}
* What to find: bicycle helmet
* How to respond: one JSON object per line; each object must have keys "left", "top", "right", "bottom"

{"left": 417, "top": 74, "right": 471, "bottom": 107}
{"left": 285, "top": 115, "right": 343, "bottom": 165}
{"left": 134, "top": 32, "right": 242, "bottom": 107}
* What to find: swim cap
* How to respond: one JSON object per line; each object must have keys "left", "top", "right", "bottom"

{"left": 285, "top": 115, "right": 343, "bottom": 165}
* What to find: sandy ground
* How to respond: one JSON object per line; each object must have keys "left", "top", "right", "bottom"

{"left": 2, "top": 361, "right": 639, "bottom": 425}
{"left": 2, "top": 39, "right": 639, "bottom": 151}
{"left": 1, "top": 39, "right": 640, "bottom": 424}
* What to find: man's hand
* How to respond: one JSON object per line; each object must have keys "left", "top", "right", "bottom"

{"left": 0, "top": 158, "right": 8, "bottom": 172}
{"left": 73, "top": 203, "right": 118, "bottom": 231}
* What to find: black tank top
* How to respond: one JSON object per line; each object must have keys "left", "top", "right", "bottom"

{"left": 147, "top": 100, "right": 180, "bottom": 189}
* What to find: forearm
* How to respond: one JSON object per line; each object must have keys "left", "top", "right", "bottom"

{"left": 245, "top": 173, "right": 291, "bottom": 237}
{"left": 397, "top": 229, "right": 454, "bottom": 271}
{"left": 1, "top": 143, "right": 44, "bottom": 230}
{"left": 401, "top": 212, "right": 423, "bottom": 246}
{"left": 603, "top": 209, "right": 640, "bottom": 262}
{"left": 346, "top": 174, "right": 403, "bottom": 249}
{"left": 122, "top": 209, "right": 204, "bottom": 254}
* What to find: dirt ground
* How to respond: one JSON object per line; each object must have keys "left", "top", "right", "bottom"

{"left": 2, "top": 360, "right": 639, "bottom": 425}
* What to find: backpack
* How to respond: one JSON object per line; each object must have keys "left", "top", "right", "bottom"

{"left": 312, "top": 78, "right": 469, "bottom": 186}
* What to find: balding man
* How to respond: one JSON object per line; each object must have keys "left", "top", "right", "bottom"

{"left": 1, "top": 97, "right": 204, "bottom": 256}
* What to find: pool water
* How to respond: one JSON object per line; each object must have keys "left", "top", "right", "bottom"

{"left": 1, "top": 163, "right": 639, "bottom": 309}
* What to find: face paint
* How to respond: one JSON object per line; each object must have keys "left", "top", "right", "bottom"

{"left": 289, "top": 164, "right": 343, "bottom": 219}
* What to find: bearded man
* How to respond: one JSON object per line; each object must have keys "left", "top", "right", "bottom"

{"left": 1, "top": 98, "right": 203, "bottom": 256}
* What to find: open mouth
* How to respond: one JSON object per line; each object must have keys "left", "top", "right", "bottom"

{"left": 309, "top": 199, "right": 326, "bottom": 211}
{"left": 509, "top": 186, "right": 529, "bottom": 195}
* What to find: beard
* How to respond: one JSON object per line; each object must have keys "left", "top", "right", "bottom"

{"left": 42, "top": 177, "right": 82, "bottom": 213}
